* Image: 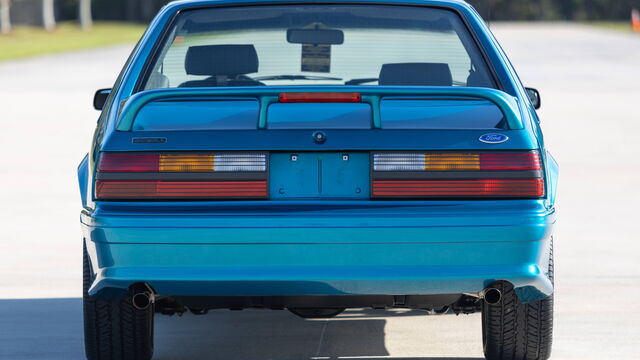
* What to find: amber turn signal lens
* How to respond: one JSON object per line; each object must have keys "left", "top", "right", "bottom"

{"left": 424, "top": 154, "right": 480, "bottom": 171}
{"left": 159, "top": 154, "right": 215, "bottom": 172}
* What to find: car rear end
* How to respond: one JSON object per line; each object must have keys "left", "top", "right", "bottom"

{"left": 84, "top": 89, "right": 554, "bottom": 303}
{"left": 79, "top": 2, "right": 557, "bottom": 360}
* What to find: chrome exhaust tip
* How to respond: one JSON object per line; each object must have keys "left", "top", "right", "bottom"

{"left": 132, "top": 292, "right": 153, "bottom": 310}
{"left": 483, "top": 288, "right": 502, "bottom": 305}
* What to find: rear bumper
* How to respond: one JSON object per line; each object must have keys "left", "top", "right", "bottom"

{"left": 81, "top": 200, "right": 555, "bottom": 303}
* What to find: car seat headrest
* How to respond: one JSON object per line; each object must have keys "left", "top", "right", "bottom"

{"left": 379, "top": 63, "right": 453, "bottom": 86}
{"left": 185, "top": 45, "right": 259, "bottom": 76}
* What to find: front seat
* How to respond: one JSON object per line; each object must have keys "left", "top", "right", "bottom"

{"left": 379, "top": 63, "right": 453, "bottom": 86}
{"left": 179, "top": 44, "right": 264, "bottom": 87}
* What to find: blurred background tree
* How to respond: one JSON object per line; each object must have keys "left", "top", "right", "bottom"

{"left": 7, "top": 0, "right": 640, "bottom": 25}
{"left": 468, "top": 0, "right": 640, "bottom": 21}
{"left": 0, "top": 0, "right": 638, "bottom": 63}
{"left": 83, "top": 0, "right": 640, "bottom": 22}
{"left": 0, "top": 0, "right": 11, "bottom": 34}
{"left": 42, "top": 0, "right": 55, "bottom": 31}
{"left": 78, "top": 0, "right": 91, "bottom": 29}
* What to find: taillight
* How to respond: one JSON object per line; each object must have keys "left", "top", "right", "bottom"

{"left": 372, "top": 151, "right": 544, "bottom": 199}
{"left": 279, "top": 92, "right": 362, "bottom": 103}
{"left": 373, "top": 179, "right": 544, "bottom": 198}
{"left": 96, "top": 152, "right": 268, "bottom": 200}
{"left": 99, "top": 153, "right": 266, "bottom": 172}
{"left": 373, "top": 152, "right": 541, "bottom": 172}
{"left": 96, "top": 181, "right": 268, "bottom": 199}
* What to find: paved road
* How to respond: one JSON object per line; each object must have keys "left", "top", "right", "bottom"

{"left": 1, "top": 24, "right": 639, "bottom": 359}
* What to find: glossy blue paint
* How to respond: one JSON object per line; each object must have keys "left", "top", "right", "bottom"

{"left": 267, "top": 103, "right": 372, "bottom": 129}
{"left": 380, "top": 98, "right": 505, "bottom": 129}
{"left": 78, "top": 0, "right": 559, "bottom": 304}
{"left": 77, "top": 155, "right": 89, "bottom": 209}
{"left": 87, "top": 243, "right": 552, "bottom": 300}
{"left": 269, "top": 153, "right": 371, "bottom": 199}
{"left": 81, "top": 199, "right": 555, "bottom": 301}
{"left": 115, "top": 87, "right": 524, "bottom": 131}
{"left": 102, "top": 128, "right": 540, "bottom": 152}
{"left": 133, "top": 98, "right": 259, "bottom": 131}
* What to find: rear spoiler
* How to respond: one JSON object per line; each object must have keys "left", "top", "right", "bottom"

{"left": 116, "top": 86, "right": 523, "bottom": 131}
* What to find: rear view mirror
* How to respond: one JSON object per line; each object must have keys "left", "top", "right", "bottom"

{"left": 525, "top": 87, "right": 541, "bottom": 110}
{"left": 287, "top": 29, "right": 344, "bottom": 45}
{"left": 93, "top": 88, "right": 111, "bottom": 110}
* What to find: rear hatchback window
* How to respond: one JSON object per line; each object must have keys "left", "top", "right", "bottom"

{"left": 141, "top": 5, "right": 496, "bottom": 90}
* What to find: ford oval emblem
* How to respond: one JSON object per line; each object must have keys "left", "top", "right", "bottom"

{"left": 479, "top": 133, "right": 509, "bottom": 144}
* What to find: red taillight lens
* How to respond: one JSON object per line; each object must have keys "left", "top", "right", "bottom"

{"left": 98, "top": 154, "right": 160, "bottom": 172}
{"left": 279, "top": 92, "right": 362, "bottom": 103}
{"left": 372, "top": 151, "right": 544, "bottom": 199}
{"left": 479, "top": 152, "right": 541, "bottom": 171}
{"left": 96, "top": 181, "right": 268, "bottom": 200}
{"left": 96, "top": 152, "right": 268, "bottom": 200}
{"left": 372, "top": 179, "right": 544, "bottom": 198}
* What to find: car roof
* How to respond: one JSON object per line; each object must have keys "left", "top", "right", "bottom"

{"left": 163, "top": 0, "right": 474, "bottom": 12}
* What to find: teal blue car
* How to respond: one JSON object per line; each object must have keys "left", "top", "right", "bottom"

{"left": 79, "top": 1, "right": 558, "bottom": 359}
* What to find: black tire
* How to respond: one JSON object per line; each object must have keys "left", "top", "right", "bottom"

{"left": 482, "top": 238, "right": 554, "bottom": 360}
{"left": 83, "top": 242, "right": 154, "bottom": 360}
{"left": 289, "top": 308, "right": 346, "bottom": 319}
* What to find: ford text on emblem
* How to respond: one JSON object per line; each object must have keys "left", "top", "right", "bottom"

{"left": 479, "top": 133, "right": 509, "bottom": 144}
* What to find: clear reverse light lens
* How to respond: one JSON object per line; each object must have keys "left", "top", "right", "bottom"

{"left": 213, "top": 154, "right": 267, "bottom": 172}
{"left": 373, "top": 153, "right": 426, "bottom": 171}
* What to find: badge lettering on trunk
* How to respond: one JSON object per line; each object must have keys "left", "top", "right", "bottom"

{"left": 479, "top": 133, "right": 509, "bottom": 144}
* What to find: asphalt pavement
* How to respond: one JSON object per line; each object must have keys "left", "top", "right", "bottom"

{"left": 1, "top": 23, "right": 639, "bottom": 359}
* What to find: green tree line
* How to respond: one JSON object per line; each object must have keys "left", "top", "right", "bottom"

{"left": 468, "top": 0, "right": 640, "bottom": 21}
{"left": 2, "top": 0, "right": 640, "bottom": 34}
{"left": 68, "top": 0, "right": 640, "bottom": 22}
{"left": 81, "top": 0, "right": 640, "bottom": 21}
